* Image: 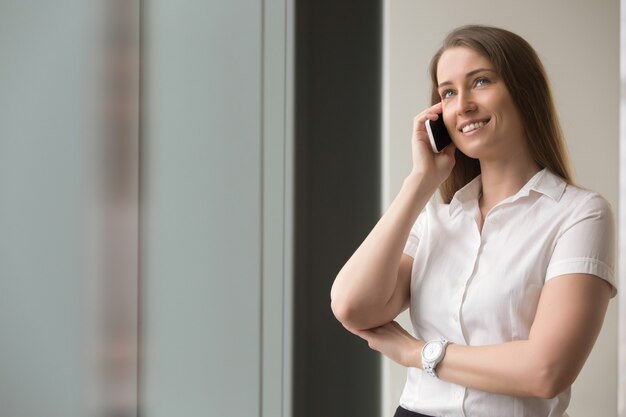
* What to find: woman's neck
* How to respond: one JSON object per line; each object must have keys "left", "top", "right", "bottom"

{"left": 478, "top": 157, "right": 542, "bottom": 213}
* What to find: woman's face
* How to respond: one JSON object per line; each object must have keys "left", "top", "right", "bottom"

{"left": 436, "top": 46, "right": 526, "bottom": 161}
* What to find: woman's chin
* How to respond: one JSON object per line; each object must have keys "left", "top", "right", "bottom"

{"left": 454, "top": 138, "right": 501, "bottom": 161}
{"left": 455, "top": 145, "right": 482, "bottom": 160}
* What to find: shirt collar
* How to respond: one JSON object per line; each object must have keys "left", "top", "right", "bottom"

{"left": 448, "top": 168, "right": 567, "bottom": 216}
{"left": 515, "top": 167, "right": 567, "bottom": 202}
{"left": 448, "top": 174, "right": 482, "bottom": 216}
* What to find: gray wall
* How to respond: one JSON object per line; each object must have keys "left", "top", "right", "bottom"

{"left": 141, "top": 1, "right": 292, "bottom": 416}
{"left": 142, "top": 0, "right": 259, "bottom": 415}
{"left": 0, "top": 1, "right": 100, "bottom": 416}
{"left": 141, "top": 1, "right": 384, "bottom": 415}
{"left": 0, "top": 1, "right": 294, "bottom": 416}
{"left": 1, "top": 1, "right": 381, "bottom": 416}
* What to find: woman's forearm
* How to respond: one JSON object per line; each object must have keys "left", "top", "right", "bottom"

{"left": 349, "top": 322, "right": 551, "bottom": 398}
{"left": 330, "top": 173, "right": 437, "bottom": 329}
{"left": 437, "top": 341, "right": 551, "bottom": 398}
{"left": 400, "top": 274, "right": 612, "bottom": 399}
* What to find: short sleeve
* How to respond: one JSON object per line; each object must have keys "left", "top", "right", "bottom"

{"left": 403, "top": 208, "right": 426, "bottom": 258}
{"left": 545, "top": 194, "right": 617, "bottom": 297}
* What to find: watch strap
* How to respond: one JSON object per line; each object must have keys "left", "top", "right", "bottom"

{"left": 422, "top": 338, "right": 450, "bottom": 378}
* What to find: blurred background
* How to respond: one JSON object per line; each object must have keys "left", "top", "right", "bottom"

{"left": 0, "top": 1, "right": 622, "bottom": 417}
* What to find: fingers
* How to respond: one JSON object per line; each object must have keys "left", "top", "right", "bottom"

{"left": 344, "top": 321, "right": 400, "bottom": 339}
{"left": 413, "top": 102, "right": 442, "bottom": 132}
{"left": 441, "top": 142, "right": 457, "bottom": 159}
{"left": 342, "top": 323, "right": 380, "bottom": 339}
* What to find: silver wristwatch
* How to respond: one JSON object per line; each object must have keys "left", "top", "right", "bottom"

{"left": 421, "top": 338, "right": 450, "bottom": 378}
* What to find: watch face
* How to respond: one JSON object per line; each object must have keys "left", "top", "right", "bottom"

{"left": 424, "top": 342, "right": 443, "bottom": 361}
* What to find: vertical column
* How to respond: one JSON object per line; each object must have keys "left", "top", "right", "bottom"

{"left": 98, "top": 0, "right": 140, "bottom": 415}
{"left": 616, "top": 0, "right": 626, "bottom": 417}
{"left": 0, "top": 1, "right": 104, "bottom": 416}
{"left": 140, "top": 1, "right": 264, "bottom": 416}
{"left": 262, "top": 0, "right": 295, "bottom": 416}
{"left": 293, "top": 1, "right": 383, "bottom": 416}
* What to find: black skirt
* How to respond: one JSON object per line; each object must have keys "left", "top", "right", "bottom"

{"left": 393, "top": 406, "right": 433, "bottom": 417}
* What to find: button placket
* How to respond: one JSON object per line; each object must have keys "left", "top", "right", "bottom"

{"left": 449, "top": 387, "right": 466, "bottom": 417}
{"left": 456, "top": 222, "right": 483, "bottom": 344}
{"left": 452, "top": 278, "right": 466, "bottom": 325}
{"left": 482, "top": 204, "right": 504, "bottom": 233}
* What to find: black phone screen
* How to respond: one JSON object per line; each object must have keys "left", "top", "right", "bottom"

{"left": 426, "top": 114, "right": 452, "bottom": 153}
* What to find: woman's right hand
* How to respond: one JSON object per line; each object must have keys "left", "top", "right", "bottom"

{"left": 410, "top": 102, "right": 457, "bottom": 186}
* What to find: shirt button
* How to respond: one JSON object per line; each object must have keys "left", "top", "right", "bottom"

{"left": 455, "top": 389, "right": 464, "bottom": 399}
{"left": 452, "top": 313, "right": 459, "bottom": 322}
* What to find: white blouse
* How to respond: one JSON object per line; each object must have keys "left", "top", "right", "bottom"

{"left": 400, "top": 168, "right": 616, "bottom": 417}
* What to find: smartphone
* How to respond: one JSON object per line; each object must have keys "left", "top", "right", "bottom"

{"left": 425, "top": 113, "right": 452, "bottom": 153}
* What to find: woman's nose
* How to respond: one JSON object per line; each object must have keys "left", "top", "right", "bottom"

{"left": 456, "top": 90, "right": 477, "bottom": 114}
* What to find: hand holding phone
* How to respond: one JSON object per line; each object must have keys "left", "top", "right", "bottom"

{"left": 425, "top": 113, "right": 452, "bottom": 153}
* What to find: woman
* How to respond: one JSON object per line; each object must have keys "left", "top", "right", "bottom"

{"left": 330, "top": 25, "right": 616, "bottom": 417}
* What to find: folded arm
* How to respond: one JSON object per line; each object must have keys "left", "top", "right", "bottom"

{"left": 330, "top": 174, "right": 434, "bottom": 330}
{"left": 330, "top": 104, "right": 457, "bottom": 330}
{"left": 351, "top": 273, "right": 612, "bottom": 398}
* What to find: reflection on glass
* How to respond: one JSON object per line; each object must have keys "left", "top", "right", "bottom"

{"left": 93, "top": 1, "right": 140, "bottom": 416}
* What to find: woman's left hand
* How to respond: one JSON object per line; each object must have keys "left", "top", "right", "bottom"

{"left": 344, "top": 321, "right": 424, "bottom": 368}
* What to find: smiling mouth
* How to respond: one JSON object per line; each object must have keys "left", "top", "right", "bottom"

{"left": 461, "top": 118, "right": 491, "bottom": 134}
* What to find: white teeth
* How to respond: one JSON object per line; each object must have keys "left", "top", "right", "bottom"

{"left": 462, "top": 121, "right": 487, "bottom": 133}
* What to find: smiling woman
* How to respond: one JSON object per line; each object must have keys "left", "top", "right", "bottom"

{"left": 429, "top": 27, "right": 574, "bottom": 207}
{"left": 437, "top": 48, "right": 528, "bottom": 166}
{"left": 330, "top": 25, "right": 617, "bottom": 417}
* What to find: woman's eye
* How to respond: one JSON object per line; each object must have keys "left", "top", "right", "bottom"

{"left": 475, "top": 78, "right": 490, "bottom": 87}
{"left": 441, "top": 90, "right": 455, "bottom": 99}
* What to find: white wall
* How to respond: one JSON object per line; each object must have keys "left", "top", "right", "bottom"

{"left": 141, "top": 1, "right": 263, "bottom": 414}
{"left": 0, "top": 2, "right": 103, "bottom": 416}
{"left": 382, "top": 1, "right": 619, "bottom": 416}
{"left": 141, "top": 1, "right": 293, "bottom": 416}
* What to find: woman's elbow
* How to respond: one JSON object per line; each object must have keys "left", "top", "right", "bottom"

{"left": 330, "top": 280, "right": 350, "bottom": 321}
{"left": 330, "top": 278, "right": 361, "bottom": 326}
{"left": 533, "top": 382, "right": 561, "bottom": 400}
{"left": 330, "top": 297, "right": 350, "bottom": 324}
{"left": 532, "top": 362, "right": 575, "bottom": 399}
{"left": 330, "top": 297, "right": 374, "bottom": 330}
{"left": 331, "top": 298, "right": 358, "bottom": 327}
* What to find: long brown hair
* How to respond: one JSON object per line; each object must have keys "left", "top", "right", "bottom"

{"left": 429, "top": 25, "right": 574, "bottom": 203}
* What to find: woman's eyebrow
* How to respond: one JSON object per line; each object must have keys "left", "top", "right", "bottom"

{"left": 437, "top": 68, "right": 497, "bottom": 88}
